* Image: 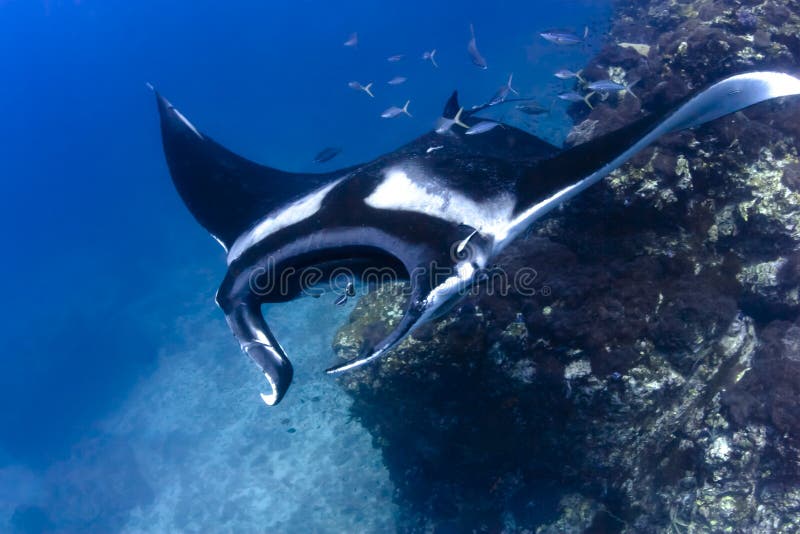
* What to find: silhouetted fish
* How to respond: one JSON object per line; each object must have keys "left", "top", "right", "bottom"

{"left": 313, "top": 147, "right": 342, "bottom": 164}
{"left": 516, "top": 102, "right": 549, "bottom": 115}
{"left": 467, "top": 24, "right": 487, "bottom": 69}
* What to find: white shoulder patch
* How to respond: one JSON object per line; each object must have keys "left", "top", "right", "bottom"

{"left": 227, "top": 178, "right": 344, "bottom": 265}
{"left": 364, "top": 168, "right": 514, "bottom": 237}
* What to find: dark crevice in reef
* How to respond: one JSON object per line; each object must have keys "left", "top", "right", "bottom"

{"left": 333, "top": 0, "right": 800, "bottom": 531}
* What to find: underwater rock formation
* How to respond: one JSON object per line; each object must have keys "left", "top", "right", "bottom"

{"left": 332, "top": 0, "right": 800, "bottom": 531}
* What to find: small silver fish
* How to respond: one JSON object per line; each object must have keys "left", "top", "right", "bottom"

{"left": 558, "top": 91, "right": 594, "bottom": 109}
{"left": 345, "top": 281, "right": 355, "bottom": 297}
{"left": 348, "top": 81, "right": 374, "bottom": 97}
{"left": 426, "top": 145, "right": 444, "bottom": 154}
{"left": 422, "top": 49, "right": 438, "bottom": 68}
{"left": 467, "top": 24, "right": 488, "bottom": 69}
{"left": 381, "top": 100, "right": 412, "bottom": 118}
{"left": 465, "top": 120, "right": 501, "bottom": 135}
{"left": 334, "top": 294, "right": 348, "bottom": 306}
{"left": 558, "top": 92, "right": 583, "bottom": 102}
{"left": 587, "top": 80, "right": 624, "bottom": 91}
{"left": 343, "top": 32, "right": 358, "bottom": 47}
{"left": 540, "top": 30, "right": 583, "bottom": 46}
{"left": 387, "top": 54, "right": 404, "bottom": 62}
{"left": 488, "top": 73, "right": 519, "bottom": 105}
{"left": 387, "top": 76, "right": 407, "bottom": 85}
{"left": 435, "top": 107, "right": 469, "bottom": 134}
{"left": 555, "top": 69, "right": 585, "bottom": 83}
{"left": 587, "top": 79, "right": 639, "bottom": 99}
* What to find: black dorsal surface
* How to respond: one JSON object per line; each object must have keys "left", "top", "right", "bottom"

{"left": 156, "top": 92, "right": 353, "bottom": 249}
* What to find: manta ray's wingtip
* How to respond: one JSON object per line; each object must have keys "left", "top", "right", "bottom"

{"left": 152, "top": 86, "right": 203, "bottom": 140}
{"left": 755, "top": 70, "right": 800, "bottom": 98}
{"left": 145, "top": 82, "right": 169, "bottom": 109}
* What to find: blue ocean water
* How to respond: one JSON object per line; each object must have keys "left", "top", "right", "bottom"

{"left": 0, "top": 1, "right": 611, "bottom": 531}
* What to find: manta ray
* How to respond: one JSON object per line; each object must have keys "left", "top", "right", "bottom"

{"left": 154, "top": 71, "right": 800, "bottom": 406}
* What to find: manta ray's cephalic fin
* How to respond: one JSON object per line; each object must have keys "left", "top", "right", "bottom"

{"left": 324, "top": 278, "right": 429, "bottom": 375}
{"left": 224, "top": 300, "right": 293, "bottom": 406}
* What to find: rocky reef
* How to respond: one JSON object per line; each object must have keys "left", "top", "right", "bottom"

{"left": 332, "top": 0, "right": 800, "bottom": 531}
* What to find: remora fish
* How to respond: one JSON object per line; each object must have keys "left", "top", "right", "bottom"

{"left": 467, "top": 23, "right": 488, "bottom": 69}
{"left": 153, "top": 71, "right": 800, "bottom": 405}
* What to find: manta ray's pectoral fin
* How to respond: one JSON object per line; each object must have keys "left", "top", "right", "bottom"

{"left": 498, "top": 71, "right": 800, "bottom": 254}
{"left": 153, "top": 89, "right": 359, "bottom": 251}
{"left": 224, "top": 301, "right": 293, "bottom": 406}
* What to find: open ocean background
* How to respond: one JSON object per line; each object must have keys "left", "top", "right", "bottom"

{"left": 0, "top": 1, "right": 612, "bottom": 531}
